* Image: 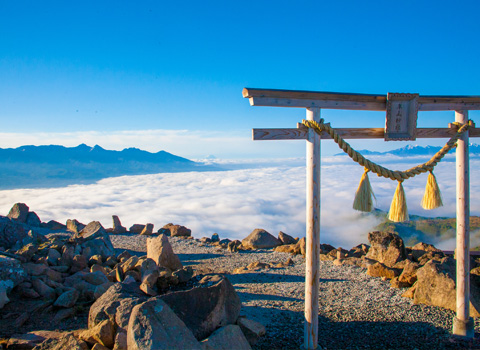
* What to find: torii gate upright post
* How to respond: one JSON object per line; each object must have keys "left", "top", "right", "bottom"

{"left": 243, "top": 88, "right": 480, "bottom": 349}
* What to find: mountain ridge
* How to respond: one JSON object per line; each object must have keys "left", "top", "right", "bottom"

{"left": 335, "top": 143, "right": 480, "bottom": 157}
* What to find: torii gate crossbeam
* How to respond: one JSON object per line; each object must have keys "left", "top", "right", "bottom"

{"left": 243, "top": 87, "right": 480, "bottom": 350}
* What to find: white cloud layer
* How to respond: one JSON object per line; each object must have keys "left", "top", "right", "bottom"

{"left": 0, "top": 157, "right": 479, "bottom": 250}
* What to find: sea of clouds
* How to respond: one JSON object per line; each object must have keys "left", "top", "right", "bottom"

{"left": 0, "top": 155, "right": 479, "bottom": 250}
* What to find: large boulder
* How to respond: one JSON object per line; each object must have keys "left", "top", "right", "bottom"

{"left": 26, "top": 211, "right": 42, "bottom": 227}
{"left": 127, "top": 298, "right": 202, "bottom": 350}
{"left": 413, "top": 257, "right": 480, "bottom": 317}
{"left": 0, "top": 256, "right": 26, "bottom": 308}
{"left": 81, "top": 235, "right": 115, "bottom": 261}
{"left": 88, "top": 283, "right": 146, "bottom": 330}
{"left": 0, "top": 216, "right": 27, "bottom": 249}
{"left": 278, "top": 231, "right": 296, "bottom": 245}
{"left": 366, "top": 231, "right": 406, "bottom": 267}
{"left": 7, "top": 203, "right": 29, "bottom": 223}
{"left": 77, "top": 221, "right": 108, "bottom": 241}
{"left": 146, "top": 234, "right": 183, "bottom": 271}
{"left": 242, "top": 229, "right": 281, "bottom": 249}
{"left": 160, "top": 275, "right": 241, "bottom": 340}
{"left": 158, "top": 223, "right": 192, "bottom": 237}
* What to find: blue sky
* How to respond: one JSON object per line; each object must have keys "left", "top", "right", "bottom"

{"left": 1, "top": 1, "right": 479, "bottom": 158}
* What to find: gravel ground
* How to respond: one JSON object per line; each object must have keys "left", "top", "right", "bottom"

{"left": 110, "top": 234, "right": 480, "bottom": 350}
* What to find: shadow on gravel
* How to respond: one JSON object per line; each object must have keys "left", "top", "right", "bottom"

{"left": 249, "top": 306, "right": 480, "bottom": 350}
{"left": 228, "top": 272, "right": 305, "bottom": 284}
{"left": 177, "top": 253, "right": 224, "bottom": 264}
{"left": 237, "top": 291, "right": 302, "bottom": 303}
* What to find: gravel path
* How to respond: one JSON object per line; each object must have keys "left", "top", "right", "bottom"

{"left": 110, "top": 234, "right": 480, "bottom": 349}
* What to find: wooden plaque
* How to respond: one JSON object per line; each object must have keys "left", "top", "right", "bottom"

{"left": 385, "top": 93, "right": 419, "bottom": 140}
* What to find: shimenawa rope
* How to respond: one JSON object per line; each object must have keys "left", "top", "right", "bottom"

{"left": 302, "top": 119, "right": 473, "bottom": 222}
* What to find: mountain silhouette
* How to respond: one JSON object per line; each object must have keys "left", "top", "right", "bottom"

{"left": 0, "top": 144, "right": 219, "bottom": 189}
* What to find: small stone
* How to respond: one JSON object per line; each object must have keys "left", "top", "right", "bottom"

{"left": 54, "top": 289, "right": 80, "bottom": 308}
{"left": 237, "top": 317, "right": 266, "bottom": 345}
{"left": 79, "top": 319, "right": 115, "bottom": 348}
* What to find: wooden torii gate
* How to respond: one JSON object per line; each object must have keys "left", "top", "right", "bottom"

{"left": 242, "top": 88, "right": 480, "bottom": 350}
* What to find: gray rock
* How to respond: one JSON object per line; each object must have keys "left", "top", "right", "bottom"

{"left": 32, "top": 278, "right": 56, "bottom": 300}
{"left": 7, "top": 203, "right": 29, "bottom": 223}
{"left": 201, "top": 325, "right": 251, "bottom": 350}
{"left": 42, "top": 220, "right": 67, "bottom": 230}
{"left": 158, "top": 223, "right": 191, "bottom": 237}
{"left": 67, "top": 219, "right": 86, "bottom": 234}
{"left": 81, "top": 235, "right": 115, "bottom": 261}
{"left": 127, "top": 298, "right": 202, "bottom": 350}
{"left": 0, "top": 256, "right": 25, "bottom": 287}
{"left": 147, "top": 234, "right": 183, "bottom": 271}
{"left": 129, "top": 224, "right": 145, "bottom": 234}
{"left": 242, "top": 229, "right": 281, "bottom": 249}
{"left": 112, "top": 215, "right": 127, "bottom": 234}
{"left": 172, "top": 266, "right": 194, "bottom": 284}
{"left": 278, "top": 231, "right": 296, "bottom": 245}
{"left": 88, "top": 282, "right": 146, "bottom": 329}
{"left": 237, "top": 317, "right": 266, "bottom": 345}
{"left": 54, "top": 289, "right": 80, "bottom": 308}
{"left": 26, "top": 212, "right": 42, "bottom": 227}
{"left": 77, "top": 221, "right": 107, "bottom": 241}
{"left": 366, "top": 231, "right": 406, "bottom": 267}
{"left": 160, "top": 275, "right": 241, "bottom": 340}
{"left": 47, "top": 248, "right": 62, "bottom": 266}
{"left": 140, "top": 223, "right": 154, "bottom": 236}
{"left": 211, "top": 233, "right": 220, "bottom": 242}
{"left": 0, "top": 216, "right": 27, "bottom": 249}
{"left": 83, "top": 271, "right": 109, "bottom": 286}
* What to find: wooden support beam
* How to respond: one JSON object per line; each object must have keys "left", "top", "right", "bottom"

{"left": 304, "top": 107, "right": 321, "bottom": 350}
{"left": 453, "top": 110, "right": 474, "bottom": 338}
{"left": 253, "top": 127, "right": 480, "bottom": 141}
{"left": 243, "top": 88, "right": 480, "bottom": 111}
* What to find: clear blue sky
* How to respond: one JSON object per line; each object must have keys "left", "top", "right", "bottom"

{"left": 1, "top": 1, "right": 479, "bottom": 158}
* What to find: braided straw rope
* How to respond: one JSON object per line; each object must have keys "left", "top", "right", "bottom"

{"left": 302, "top": 119, "right": 473, "bottom": 181}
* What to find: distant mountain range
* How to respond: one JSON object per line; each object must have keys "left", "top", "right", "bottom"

{"left": 335, "top": 144, "right": 480, "bottom": 157}
{"left": 0, "top": 144, "right": 220, "bottom": 189}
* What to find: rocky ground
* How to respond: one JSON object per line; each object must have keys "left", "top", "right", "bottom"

{"left": 112, "top": 234, "right": 480, "bottom": 350}
{"left": 2, "top": 202, "right": 480, "bottom": 349}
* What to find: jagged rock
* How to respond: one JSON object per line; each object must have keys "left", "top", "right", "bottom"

{"left": 54, "top": 307, "right": 76, "bottom": 323}
{"left": 242, "top": 229, "right": 282, "bottom": 250}
{"left": 390, "top": 276, "right": 412, "bottom": 288}
{"left": 13, "top": 230, "right": 48, "bottom": 251}
{"left": 47, "top": 248, "right": 61, "bottom": 266}
{"left": 88, "top": 255, "right": 102, "bottom": 266}
{"left": 417, "top": 250, "right": 446, "bottom": 266}
{"left": 121, "top": 256, "right": 139, "bottom": 274}
{"left": 211, "top": 233, "right": 220, "bottom": 242}
{"left": 160, "top": 275, "right": 241, "bottom": 340}
{"left": 366, "top": 262, "right": 401, "bottom": 280}
{"left": 172, "top": 266, "right": 193, "bottom": 283}
{"left": 413, "top": 257, "right": 480, "bottom": 316}
{"left": 16, "top": 243, "right": 38, "bottom": 261}
{"left": 54, "top": 289, "right": 80, "bottom": 308}
{"left": 42, "top": 220, "right": 67, "bottom": 230}
{"left": 79, "top": 319, "right": 115, "bottom": 348}
{"left": 113, "top": 330, "right": 127, "bottom": 350}
{"left": 24, "top": 262, "right": 48, "bottom": 276}
{"left": 237, "top": 317, "right": 266, "bottom": 346}
{"left": 140, "top": 223, "right": 154, "bottom": 236}
{"left": 83, "top": 271, "right": 109, "bottom": 286}
{"left": 33, "top": 333, "right": 89, "bottom": 350}
{"left": 411, "top": 242, "right": 443, "bottom": 261}
{"left": 112, "top": 215, "right": 127, "bottom": 234}
{"left": 71, "top": 255, "right": 88, "bottom": 273}
{"left": 77, "top": 221, "right": 107, "bottom": 241}
{"left": 117, "top": 250, "right": 132, "bottom": 262}
{"left": 366, "top": 231, "right": 406, "bottom": 267}
{"left": 201, "top": 325, "right": 251, "bottom": 350}
{"left": 7, "top": 202, "right": 29, "bottom": 223}
{"left": 147, "top": 234, "right": 183, "bottom": 271}
{"left": 94, "top": 281, "right": 115, "bottom": 299}
{"left": 129, "top": 224, "right": 145, "bottom": 234}
{"left": 398, "top": 260, "right": 420, "bottom": 285}
{"left": 402, "top": 283, "right": 417, "bottom": 299}
{"left": 92, "top": 343, "right": 111, "bottom": 350}
{"left": 67, "top": 219, "right": 86, "bottom": 234}
{"left": 82, "top": 235, "right": 115, "bottom": 261}
{"left": 278, "top": 231, "right": 296, "bottom": 245}
{"left": 0, "top": 216, "right": 27, "bottom": 249}
{"left": 26, "top": 211, "right": 42, "bottom": 227}
{"left": 158, "top": 223, "right": 192, "bottom": 237}
{"left": 89, "top": 283, "right": 146, "bottom": 329}
{"left": 32, "top": 278, "right": 56, "bottom": 300}
{"left": 227, "top": 240, "right": 242, "bottom": 252}
{"left": 127, "top": 298, "right": 202, "bottom": 350}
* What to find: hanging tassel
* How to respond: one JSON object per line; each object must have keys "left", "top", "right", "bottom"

{"left": 388, "top": 181, "right": 409, "bottom": 222}
{"left": 421, "top": 171, "right": 443, "bottom": 210}
{"left": 353, "top": 168, "right": 375, "bottom": 212}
